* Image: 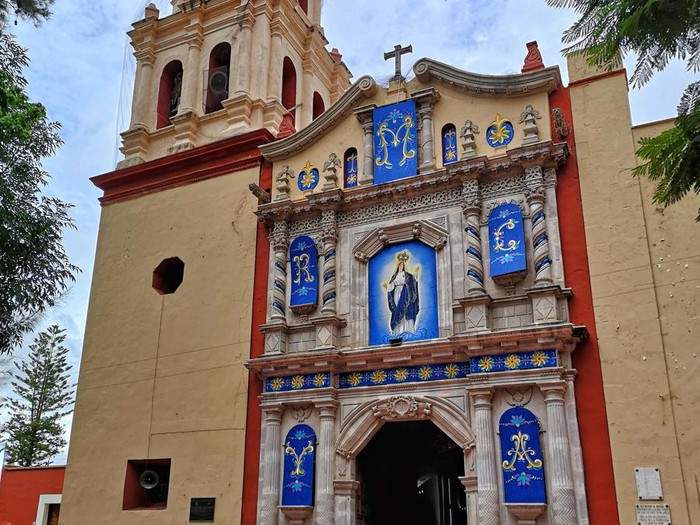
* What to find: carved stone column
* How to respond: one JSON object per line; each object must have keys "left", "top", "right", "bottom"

{"left": 320, "top": 210, "right": 338, "bottom": 315}
{"left": 259, "top": 406, "right": 283, "bottom": 525}
{"left": 471, "top": 389, "right": 500, "bottom": 525}
{"left": 411, "top": 88, "right": 439, "bottom": 173}
{"left": 179, "top": 24, "right": 203, "bottom": 116}
{"left": 232, "top": 10, "right": 254, "bottom": 95}
{"left": 270, "top": 220, "right": 289, "bottom": 322}
{"left": 267, "top": 20, "right": 284, "bottom": 101}
{"left": 541, "top": 384, "right": 578, "bottom": 525}
{"left": 459, "top": 474, "right": 478, "bottom": 525}
{"left": 462, "top": 178, "right": 485, "bottom": 295}
{"left": 525, "top": 166, "right": 552, "bottom": 286}
{"left": 315, "top": 402, "right": 337, "bottom": 525}
{"left": 130, "top": 48, "right": 155, "bottom": 129}
{"left": 333, "top": 480, "right": 359, "bottom": 525}
{"left": 354, "top": 105, "right": 375, "bottom": 185}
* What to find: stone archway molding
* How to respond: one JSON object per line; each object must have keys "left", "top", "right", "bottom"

{"left": 335, "top": 394, "right": 475, "bottom": 463}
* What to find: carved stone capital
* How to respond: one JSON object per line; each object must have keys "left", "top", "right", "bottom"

{"left": 271, "top": 220, "right": 289, "bottom": 252}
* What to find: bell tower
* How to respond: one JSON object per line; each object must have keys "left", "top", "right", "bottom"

{"left": 120, "top": 0, "right": 351, "bottom": 168}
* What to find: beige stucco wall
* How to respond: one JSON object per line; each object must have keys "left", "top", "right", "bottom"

{"left": 569, "top": 54, "right": 700, "bottom": 524}
{"left": 60, "top": 167, "right": 260, "bottom": 524}
{"left": 274, "top": 79, "right": 553, "bottom": 202}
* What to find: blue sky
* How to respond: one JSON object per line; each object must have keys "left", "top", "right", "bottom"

{"left": 2, "top": 0, "right": 695, "bottom": 463}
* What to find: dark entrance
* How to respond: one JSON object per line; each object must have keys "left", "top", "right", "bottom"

{"left": 357, "top": 421, "right": 467, "bottom": 525}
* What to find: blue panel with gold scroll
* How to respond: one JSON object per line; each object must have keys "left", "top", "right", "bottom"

{"left": 289, "top": 236, "right": 318, "bottom": 311}
{"left": 470, "top": 350, "right": 557, "bottom": 373}
{"left": 488, "top": 202, "right": 527, "bottom": 279}
{"left": 282, "top": 424, "right": 316, "bottom": 507}
{"left": 499, "top": 407, "right": 546, "bottom": 504}
{"left": 373, "top": 100, "right": 418, "bottom": 184}
{"left": 339, "top": 362, "right": 468, "bottom": 389}
{"left": 442, "top": 124, "right": 458, "bottom": 165}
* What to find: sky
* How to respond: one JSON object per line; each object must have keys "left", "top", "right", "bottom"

{"left": 2, "top": 0, "right": 696, "bottom": 464}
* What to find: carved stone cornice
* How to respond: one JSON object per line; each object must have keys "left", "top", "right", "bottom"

{"left": 260, "top": 76, "right": 377, "bottom": 160}
{"left": 413, "top": 58, "right": 562, "bottom": 97}
{"left": 352, "top": 220, "right": 448, "bottom": 262}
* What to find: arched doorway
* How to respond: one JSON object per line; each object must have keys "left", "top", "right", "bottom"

{"left": 356, "top": 421, "right": 467, "bottom": 525}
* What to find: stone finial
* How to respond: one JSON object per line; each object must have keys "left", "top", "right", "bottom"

{"left": 322, "top": 152, "right": 341, "bottom": 190}
{"left": 521, "top": 41, "right": 545, "bottom": 73}
{"left": 330, "top": 48, "right": 343, "bottom": 64}
{"left": 519, "top": 104, "right": 542, "bottom": 145}
{"left": 274, "top": 165, "right": 294, "bottom": 201}
{"left": 144, "top": 2, "right": 159, "bottom": 19}
{"left": 460, "top": 119, "right": 480, "bottom": 158}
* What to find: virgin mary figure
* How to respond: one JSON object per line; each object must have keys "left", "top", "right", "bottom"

{"left": 386, "top": 251, "right": 419, "bottom": 336}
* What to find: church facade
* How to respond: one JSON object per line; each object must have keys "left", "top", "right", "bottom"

{"left": 58, "top": 1, "right": 699, "bottom": 525}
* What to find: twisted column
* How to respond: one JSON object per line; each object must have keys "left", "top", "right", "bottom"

{"left": 315, "top": 402, "right": 337, "bottom": 525}
{"left": 321, "top": 210, "right": 338, "bottom": 315}
{"left": 259, "top": 407, "right": 283, "bottom": 525}
{"left": 541, "top": 384, "right": 578, "bottom": 525}
{"left": 525, "top": 166, "right": 553, "bottom": 285}
{"left": 471, "top": 389, "right": 500, "bottom": 525}
{"left": 462, "top": 178, "right": 485, "bottom": 294}
{"left": 270, "top": 221, "right": 288, "bottom": 321}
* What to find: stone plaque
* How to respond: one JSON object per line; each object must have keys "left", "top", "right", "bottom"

{"left": 189, "top": 498, "right": 215, "bottom": 522}
{"left": 636, "top": 504, "right": 671, "bottom": 525}
{"left": 635, "top": 467, "right": 663, "bottom": 500}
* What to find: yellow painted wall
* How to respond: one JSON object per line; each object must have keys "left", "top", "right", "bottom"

{"left": 569, "top": 54, "right": 700, "bottom": 524}
{"left": 59, "top": 168, "right": 260, "bottom": 524}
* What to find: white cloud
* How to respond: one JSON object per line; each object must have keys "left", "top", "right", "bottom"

{"left": 2, "top": 0, "right": 693, "bottom": 463}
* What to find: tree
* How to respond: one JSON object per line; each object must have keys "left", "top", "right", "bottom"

{"left": 0, "top": 32, "right": 79, "bottom": 353}
{"left": 547, "top": 0, "right": 700, "bottom": 219}
{"left": 0, "top": 0, "right": 54, "bottom": 26}
{"left": 2, "top": 325, "right": 74, "bottom": 466}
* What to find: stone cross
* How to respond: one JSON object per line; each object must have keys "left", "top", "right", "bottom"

{"left": 384, "top": 44, "right": 413, "bottom": 82}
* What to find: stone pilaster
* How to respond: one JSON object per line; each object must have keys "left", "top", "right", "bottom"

{"left": 320, "top": 210, "right": 338, "bottom": 315}
{"left": 525, "top": 166, "right": 553, "bottom": 286}
{"left": 179, "top": 19, "right": 203, "bottom": 116}
{"left": 354, "top": 105, "right": 375, "bottom": 185}
{"left": 259, "top": 406, "right": 283, "bottom": 525}
{"left": 130, "top": 48, "right": 155, "bottom": 129}
{"left": 270, "top": 220, "right": 289, "bottom": 322}
{"left": 232, "top": 8, "right": 254, "bottom": 95}
{"left": 471, "top": 389, "right": 500, "bottom": 525}
{"left": 333, "top": 480, "right": 359, "bottom": 525}
{"left": 411, "top": 88, "right": 440, "bottom": 174}
{"left": 267, "top": 19, "right": 284, "bottom": 102}
{"left": 315, "top": 402, "right": 337, "bottom": 525}
{"left": 459, "top": 474, "right": 479, "bottom": 525}
{"left": 541, "top": 384, "right": 578, "bottom": 525}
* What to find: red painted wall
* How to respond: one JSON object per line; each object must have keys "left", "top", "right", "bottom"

{"left": 0, "top": 466, "right": 65, "bottom": 525}
{"left": 550, "top": 86, "right": 620, "bottom": 523}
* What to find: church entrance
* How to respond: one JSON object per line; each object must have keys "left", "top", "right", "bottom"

{"left": 356, "top": 421, "right": 467, "bottom": 525}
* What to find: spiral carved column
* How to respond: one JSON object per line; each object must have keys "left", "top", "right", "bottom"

{"left": 541, "top": 384, "right": 578, "bottom": 525}
{"left": 270, "top": 220, "right": 288, "bottom": 322}
{"left": 471, "top": 389, "right": 500, "bottom": 525}
{"left": 525, "top": 166, "right": 553, "bottom": 285}
{"left": 258, "top": 406, "right": 283, "bottom": 525}
{"left": 321, "top": 210, "right": 337, "bottom": 315}
{"left": 462, "top": 178, "right": 485, "bottom": 294}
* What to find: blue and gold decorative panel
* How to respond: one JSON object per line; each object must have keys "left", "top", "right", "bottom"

{"left": 441, "top": 124, "right": 458, "bottom": 165}
{"left": 264, "top": 372, "right": 330, "bottom": 393}
{"left": 373, "top": 100, "right": 418, "bottom": 184}
{"left": 289, "top": 235, "right": 318, "bottom": 312}
{"left": 486, "top": 113, "right": 515, "bottom": 148}
{"left": 282, "top": 424, "right": 316, "bottom": 507}
{"left": 488, "top": 202, "right": 527, "bottom": 279}
{"left": 297, "top": 161, "right": 319, "bottom": 192}
{"left": 470, "top": 350, "right": 557, "bottom": 374}
{"left": 339, "top": 362, "right": 468, "bottom": 389}
{"left": 499, "top": 407, "right": 546, "bottom": 504}
{"left": 343, "top": 148, "right": 359, "bottom": 188}
{"left": 368, "top": 241, "right": 438, "bottom": 346}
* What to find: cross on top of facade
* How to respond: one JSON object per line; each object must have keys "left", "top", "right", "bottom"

{"left": 384, "top": 44, "right": 413, "bottom": 82}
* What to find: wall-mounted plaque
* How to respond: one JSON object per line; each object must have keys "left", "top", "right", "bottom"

{"left": 635, "top": 467, "right": 663, "bottom": 500}
{"left": 189, "top": 498, "right": 215, "bottom": 522}
{"left": 635, "top": 504, "right": 671, "bottom": 525}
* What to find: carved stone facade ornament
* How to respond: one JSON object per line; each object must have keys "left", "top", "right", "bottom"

{"left": 524, "top": 166, "right": 553, "bottom": 285}
{"left": 275, "top": 165, "right": 294, "bottom": 201}
{"left": 270, "top": 220, "right": 289, "bottom": 321}
{"left": 371, "top": 396, "right": 432, "bottom": 420}
{"left": 291, "top": 404, "right": 313, "bottom": 422}
{"left": 354, "top": 104, "right": 375, "bottom": 186}
{"left": 352, "top": 220, "right": 448, "bottom": 262}
{"left": 552, "top": 107, "right": 569, "bottom": 140}
{"left": 519, "top": 104, "right": 542, "bottom": 145}
{"left": 411, "top": 88, "right": 440, "bottom": 174}
{"left": 461, "top": 178, "right": 486, "bottom": 295}
{"left": 320, "top": 210, "right": 338, "bottom": 315}
{"left": 460, "top": 119, "right": 480, "bottom": 158}
{"left": 322, "top": 152, "right": 342, "bottom": 191}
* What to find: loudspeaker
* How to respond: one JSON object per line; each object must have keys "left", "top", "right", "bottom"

{"left": 139, "top": 470, "right": 160, "bottom": 490}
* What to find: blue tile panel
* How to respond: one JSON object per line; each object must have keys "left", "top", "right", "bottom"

{"left": 265, "top": 372, "right": 331, "bottom": 393}
{"left": 469, "top": 350, "right": 557, "bottom": 374}
{"left": 339, "top": 362, "right": 469, "bottom": 389}
{"left": 281, "top": 424, "right": 316, "bottom": 507}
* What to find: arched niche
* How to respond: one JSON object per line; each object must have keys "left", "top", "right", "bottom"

{"left": 441, "top": 123, "right": 458, "bottom": 165}
{"left": 343, "top": 147, "right": 359, "bottom": 188}
{"left": 335, "top": 395, "right": 475, "bottom": 481}
{"left": 312, "top": 91, "right": 325, "bottom": 120}
{"left": 205, "top": 42, "right": 231, "bottom": 114}
{"left": 282, "top": 57, "right": 297, "bottom": 121}
{"left": 156, "top": 60, "right": 183, "bottom": 129}
{"left": 282, "top": 423, "right": 317, "bottom": 507}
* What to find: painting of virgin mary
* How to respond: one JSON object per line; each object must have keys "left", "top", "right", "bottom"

{"left": 386, "top": 251, "right": 419, "bottom": 335}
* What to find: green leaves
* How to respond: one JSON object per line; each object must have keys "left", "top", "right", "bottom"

{"left": 0, "top": 0, "right": 54, "bottom": 27}
{"left": 2, "top": 325, "right": 74, "bottom": 467}
{"left": 0, "top": 33, "right": 79, "bottom": 353}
